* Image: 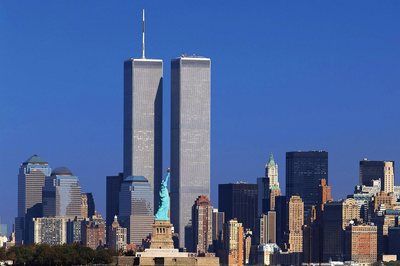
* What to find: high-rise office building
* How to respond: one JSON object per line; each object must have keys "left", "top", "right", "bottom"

{"left": 192, "top": 195, "right": 213, "bottom": 254}
{"left": 109, "top": 215, "right": 127, "bottom": 252}
{"left": 286, "top": 151, "right": 328, "bottom": 209}
{"left": 317, "top": 178, "right": 332, "bottom": 212}
{"left": 119, "top": 176, "right": 153, "bottom": 245}
{"left": 266, "top": 154, "right": 281, "bottom": 211}
{"left": 360, "top": 160, "right": 395, "bottom": 193}
{"left": 257, "top": 177, "right": 270, "bottom": 216}
{"left": 33, "top": 217, "right": 67, "bottom": 245}
{"left": 258, "top": 154, "right": 281, "bottom": 216}
{"left": 344, "top": 224, "right": 377, "bottom": 264}
{"left": 106, "top": 173, "right": 124, "bottom": 236}
{"left": 212, "top": 209, "right": 225, "bottom": 242}
{"left": 223, "top": 219, "right": 244, "bottom": 266}
{"left": 287, "top": 196, "right": 304, "bottom": 253}
{"left": 388, "top": 227, "right": 400, "bottom": 259}
{"left": 123, "top": 13, "right": 163, "bottom": 212}
{"left": 259, "top": 211, "right": 276, "bottom": 244}
{"left": 16, "top": 155, "right": 52, "bottom": 244}
{"left": 42, "top": 167, "right": 82, "bottom": 218}
{"left": 85, "top": 193, "right": 95, "bottom": 217}
{"left": 81, "top": 193, "right": 88, "bottom": 218}
{"left": 322, "top": 198, "right": 360, "bottom": 262}
{"left": 218, "top": 183, "right": 258, "bottom": 231}
{"left": 171, "top": 55, "right": 211, "bottom": 248}
{"left": 80, "top": 193, "right": 95, "bottom": 219}
{"left": 66, "top": 217, "right": 84, "bottom": 244}
{"left": 275, "top": 195, "right": 287, "bottom": 248}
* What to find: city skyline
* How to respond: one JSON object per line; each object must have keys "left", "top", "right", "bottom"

{"left": 1, "top": 0, "right": 400, "bottom": 231}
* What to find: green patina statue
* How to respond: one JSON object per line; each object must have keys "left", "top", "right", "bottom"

{"left": 155, "top": 169, "right": 170, "bottom": 221}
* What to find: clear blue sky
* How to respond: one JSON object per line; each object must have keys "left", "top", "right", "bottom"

{"left": 1, "top": 1, "right": 399, "bottom": 229}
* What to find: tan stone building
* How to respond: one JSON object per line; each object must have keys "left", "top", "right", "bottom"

{"left": 109, "top": 215, "right": 127, "bottom": 252}
{"left": 192, "top": 195, "right": 213, "bottom": 254}
{"left": 81, "top": 193, "right": 88, "bottom": 218}
{"left": 288, "top": 196, "right": 304, "bottom": 253}
{"left": 345, "top": 224, "right": 377, "bottom": 263}
{"left": 223, "top": 219, "right": 244, "bottom": 266}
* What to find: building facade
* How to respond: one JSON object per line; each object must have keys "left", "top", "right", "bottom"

{"left": 288, "top": 196, "right": 304, "bottom": 253}
{"left": 323, "top": 199, "right": 360, "bottom": 262}
{"left": 286, "top": 151, "right": 328, "bottom": 209}
{"left": 16, "top": 155, "right": 51, "bottom": 244}
{"left": 106, "top": 172, "right": 124, "bottom": 242}
{"left": 260, "top": 211, "right": 276, "bottom": 244}
{"left": 42, "top": 167, "right": 82, "bottom": 218}
{"left": 33, "top": 217, "right": 67, "bottom": 245}
{"left": 81, "top": 214, "right": 106, "bottom": 249}
{"left": 223, "top": 219, "right": 244, "bottom": 266}
{"left": 345, "top": 224, "right": 377, "bottom": 263}
{"left": 123, "top": 57, "right": 163, "bottom": 211}
{"left": 109, "top": 215, "right": 127, "bottom": 252}
{"left": 212, "top": 209, "right": 225, "bottom": 243}
{"left": 170, "top": 56, "right": 211, "bottom": 248}
{"left": 266, "top": 154, "right": 281, "bottom": 211}
{"left": 119, "top": 176, "right": 153, "bottom": 245}
{"left": 192, "top": 195, "right": 213, "bottom": 254}
{"left": 218, "top": 183, "right": 258, "bottom": 231}
{"left": 360, "top": 159, "right": 395, "bottom": 193}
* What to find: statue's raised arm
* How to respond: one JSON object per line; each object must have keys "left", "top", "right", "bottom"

{"left": 155, "top": 170, "right": 170, "bottom": 221}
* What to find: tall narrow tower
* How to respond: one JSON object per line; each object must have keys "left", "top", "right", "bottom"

{"left": 123, "top": 10, "right": 163, "bottom": 210}
{"left": 171, "top": 55, "right": 211, "bottom": 248}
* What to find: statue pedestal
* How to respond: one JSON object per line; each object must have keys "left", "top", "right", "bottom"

{"left": 150, "top": 220, "right": 174, "bottom": 249}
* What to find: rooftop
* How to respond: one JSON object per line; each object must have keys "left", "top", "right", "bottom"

{"left": 24, "top": 154, "right": 47, "bottom": 164}
{"left": 51, "top": 167, "right": 73, "bottom": 176}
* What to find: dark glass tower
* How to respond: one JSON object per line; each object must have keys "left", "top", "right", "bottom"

{"left": 286, "top": 151, "right": 328, "bottom": 208}
{"left": 106, "top": 173, "right": 124, "bottom": 242}
{"left": 218, "top": 183, "right": 258, "bottom": 231}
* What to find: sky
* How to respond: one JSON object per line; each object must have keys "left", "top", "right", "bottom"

{"left": 1, "top": 1, "right": 399, "bottom": 229}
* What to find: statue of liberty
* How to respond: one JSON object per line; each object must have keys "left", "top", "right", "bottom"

{"left": 155, "top": 169, "right": 170, "bottom": 221}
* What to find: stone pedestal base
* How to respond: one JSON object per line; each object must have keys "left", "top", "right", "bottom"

{"left": 150, "top": 220, "right": 174, "bottom": 249}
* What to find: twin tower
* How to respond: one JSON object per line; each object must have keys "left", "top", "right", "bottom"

{"left": 123, "top": 11, "right": 211, "bottom": 249}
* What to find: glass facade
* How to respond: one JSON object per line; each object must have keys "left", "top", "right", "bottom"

{"left": 218, "top": 183, "right": 258, "bottom": 231}
{"left": 286, "top": 151, "right": 328, "bottom": 209}
{"left": 16, "top": 155, "right": 51, "bottom": 244}
{"left": 119, "top": 176, "right": 153, "bottom": 245}
{"left": 171, "top": 56, "right": 211, "bottom": 248}
{"left": 123, "top": 59, "right": 163, "bottom": 212}
{"left": 42, "top": 167, "right": 82, "bottom": 217}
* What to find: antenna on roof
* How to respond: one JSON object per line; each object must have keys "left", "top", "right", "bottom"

{"left": 141, "top": 9, "right": 145, "bottom": 59}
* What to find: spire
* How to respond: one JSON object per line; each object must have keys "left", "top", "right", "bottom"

{"left": 268, "top": 153, "right": 275, "bottom": 165}
{"left": 141, "top": 9, "right": 145, "bottom": 59}
{"left": 265, "top": 153, "right": 276, "bottom": 168}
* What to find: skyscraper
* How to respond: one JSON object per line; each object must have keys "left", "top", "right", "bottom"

{"left": 123, "top": 11, "right": 163, "bottom": 210}
{"left": 109, "top": 215, "right": 127, "bottom": 252}
{"left": 192, "top": 195, "right": 213, "bottom": 254}
{"left": 119, "top": 176, "right": 153, "bottom": 245}
{"left": 257, "top": 177, "right": 270, "bottom": 216}
{"left": 212, "top": 208, "right": 225, "bottom": 248}
{"left": 218, "top": 183, "right": 258, "bottom": 231}
{"left": 287, "top": 196, "right": 304, "bottom": 253}
{"left": 42, "top": 167, "right": 82, "bottom": 217}
{"left": 286, "top": 151, "right": 328, "bottom": 209}
{"left": 322, "top": 198, "right": 360, "bottom": 262}
{"left": 171, "top": 55, "right": 211, "bottom": 248}
{"left": 223, "top": 219, "right": 244, "bottom": 266}
{"left": 106, "top": 173, "right": 124, "bottom": 234}
{"left": 359, "top": 159, "right": 395, "bottom": 192}
{"left": 16, "top": 155, "right": 51, "bottom": 244}
{"left": 259, "top": 211, "right": 276, "bottom": 244}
